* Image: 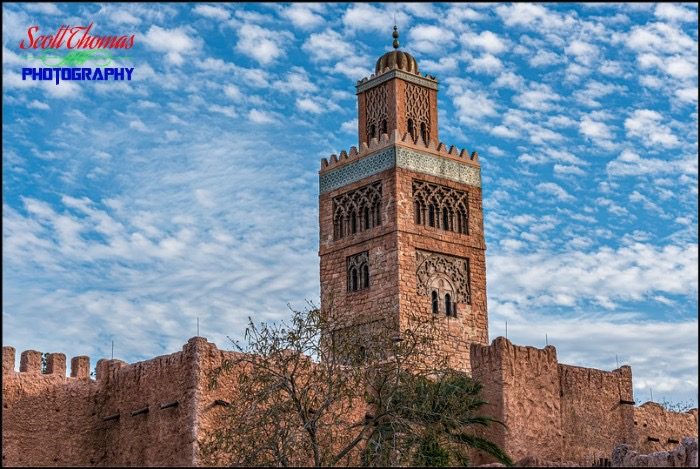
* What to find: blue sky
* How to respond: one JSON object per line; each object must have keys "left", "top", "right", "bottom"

{"left": 2, "top": 3, "right": 698, "bottom": 406}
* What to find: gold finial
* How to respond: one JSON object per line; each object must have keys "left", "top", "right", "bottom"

{"left": 392, "top": 25, "right": 399, "bottom": 49}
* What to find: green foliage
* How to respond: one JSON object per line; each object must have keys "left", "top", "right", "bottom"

{"left": 414, "top": 433, "right": 450, "bottom": 467}
{"left": 200, "top": 305, "right": 513, "bottom": 467}
{"left": 364, "top": 370, "right": 513, "bottom": 467}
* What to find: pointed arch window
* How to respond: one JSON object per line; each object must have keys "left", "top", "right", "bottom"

{"left": 381, "top": 119, "right": 387, "bottom": 136}
{"left": 347, "top": 252, "right": 370, "bottom": 293}
{"left": 431, "top": 291, "right": 439, "bottom": 314}
{"left": 412, "top": 180, "right": 469, "bottom": 235}
{"left": 407, "top": 118, "right": 415, "bottom": 142}
{"left": 420, "top": 122, "right": 427, "bottom": 143}
{"left": 445, "top": 294, "right": 452, "bottom": 317}
{"left": 332, "top": 182, "right": 382, "bottom": 240}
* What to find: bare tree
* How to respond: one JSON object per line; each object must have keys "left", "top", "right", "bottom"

{"left": 200, "top": 304, "right": 511, "bottom": 467}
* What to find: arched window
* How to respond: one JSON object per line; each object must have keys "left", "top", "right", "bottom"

{"left": 373, "top": 201, "right": 381, "bottom": 226}
{"left": 414, "top": 200, "right": 422, "bottom": 224}
{"left": 381, "top": 119, "right": 387, "bottom": 136}
{"left": 445, "top": 294, "right": 452, "bottom": 317}
{"left": 334, "top": 182, "right": 382, "bottom": 240}
{"left": 412, "top": 180, "right": 469, "bottom": 234}
{"left": 369, "top": 124, "right": 376, "bottom": 141}
{"left": 350, "top": 210, "right": 357, "bottom": 234}
{"left": 431, "top": 291, "right": 439, "bottom": 314}
{"left": 334, "top": 211, "right": 343, "bottom": 239}
{"left": 362, "top": 264, "right": 369, "bottom": 289}
{"left": 350, "top": 268, "right": 358, "bottom": 292}
{"left": 442, "top": 207, "right": 450, "bottom": 231}
{"left": 420, "top": 122, "right": 427, "bottom": 143}
{"left": 407, "top": 119, "right": 415, "bottom": 141}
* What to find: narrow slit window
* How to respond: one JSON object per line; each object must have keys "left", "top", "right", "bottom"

{"left": 431, "top": 291, "right": 439, "bottom": 314}
{"left": 362, "top": 264, "right": 369, "bottom": 289}
{"left": 445, "top": 294, "right": 452, "bottom": 317}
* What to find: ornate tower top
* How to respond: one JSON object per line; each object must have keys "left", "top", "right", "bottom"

{"left": 374, "top": 25, "right": 419, "bottom": 75}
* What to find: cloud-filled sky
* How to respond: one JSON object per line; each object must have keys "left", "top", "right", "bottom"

{"left": 2, "top": 3, "right": 698, "bottom": 406}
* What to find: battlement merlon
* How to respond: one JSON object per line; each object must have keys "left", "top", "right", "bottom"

{"left": 320, "top": 129, "right": 479, "bottom": 173}
{"left": 319, "top": 132, "right": 480, "bottom": 196}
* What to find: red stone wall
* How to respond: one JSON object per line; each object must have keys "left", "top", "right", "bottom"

{"left": 559, "top": 363, "right": 635, "bottom": 464}
{"left": 2, "top": 347, "right": 100, "bottom": 466}
{"left": 467, "top": 338, "right": 692, "bottom": 466}
{"left": 319, "top": 168, "right": 401, "bottom": 344}
{"left": 2, "top": 340, "right": 206, "bottom": 467}
{"left": 470, "top": 337, "right": 562, "bottom": 464}
{"left": 395, "top": 166, "right": 488, "bottom": 372}
{"left": 633, "top": 402, "right": 698, "bottom": 454}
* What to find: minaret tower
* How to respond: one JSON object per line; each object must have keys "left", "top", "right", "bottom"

{"left": 318, "top": 28, "right": 488, "bottom": 371}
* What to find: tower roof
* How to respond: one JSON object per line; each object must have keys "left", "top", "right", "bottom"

{"left": 374, "top": 26, "right": 419, "bottom": 75}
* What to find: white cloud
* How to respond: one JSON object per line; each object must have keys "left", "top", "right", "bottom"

{"left": 409, "top": 25, "right": 456, "bottom": 54}
{"left": 420, "top": 57, "right": 459, "bottom": 73}
{"left": 579, "top": 115, "right": 614, "bottom": 141}
{"left": 495, "top": 3, "right": 576, "bottom": 31}
{"left": 236, "top": 24, "right": 286, "bottom": 66}
{"left": 296, "top": 97, "right": 324, "bottom": 114}
{"left": 607, "top": 149, "right": 697, "bottom": 177}
{"left": 493, "top": 71, "right": 525, "bottom": 90}
{"left": 340, "top": 119, "right": 357, "bottom": 134}
{"left": 193, "top": 4, "right": 230, "bottom": 20}
{"left": 302, "top": 29, "right": 354, "bottom": 62}
{"left": 248, "top": 108, "right": 278, "bottom": 124}
{"left": 223, "top": 84, "right": 242, "bottom": 101}
{"left": 109, "top": 9, "right": 142, "bottom": 25}
{"left": 513, "top": 83, "right": 561, "bottom": 111}
{"left": 342, "top": 4, "right": 409, "bottom": 33}
{"left": 210, "top": 104, "right": 237, "bottom": 119}
{"left": 624, "top": 109, "right": 680, "bottom": 147}
{"left": 281, "top": 3, "right": 325, "bottom": 29}
{"left": 536, "top": 182, "right": 575, "bottom": 202}
{"left": 461, "top": 30, "right": 508, "bottom": 54}
{"left": 144, "top": 25, "right": 200, "bottom": 66}
{"left": 529, "top": 49, "right": 563, "bottom": 67}
{"left": 654, "top": 3, "right": 697, "bottom": 23}
{"left": 675, "top": 87, "right": 698, "bottom": 104}
{"left": 554, "top": 164, "right": 586, "bottom": 176}
{"left": 565, "top": 40, "right": 599, "bottom": 66}
{"left": 27, "top": 100, "right": 49, "bottom": 110}
{"left": 23, "top": 3, "right": 61, "bottom": 15}
{"left": 468, "top": 54, "right": 503, "bottom": 75}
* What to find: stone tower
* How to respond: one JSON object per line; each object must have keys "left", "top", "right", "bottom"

{"left": 318, "top": 28, "right": 488, "bottom": 371}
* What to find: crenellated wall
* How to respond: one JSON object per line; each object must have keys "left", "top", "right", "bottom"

{"left": 3, "top": 337, "right": 697, "bottom": 467}
{"left": 469, "top": 337, "right": 698, "bottom": 466}
{"left": 633, "top": 402, "right": 699, "bottom": 454}
{"left": 1, "top": 338, "right": 249, "bottom": 467}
